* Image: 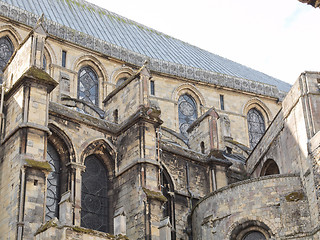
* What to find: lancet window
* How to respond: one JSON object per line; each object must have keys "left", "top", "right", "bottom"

{"left": 0, "top": 36, "right": 14, "bottom": 81}
{"left": 78, "top": 66, "right": 99, "bottom": 105}
{"left": 81, "top": 155, "right": 109, "bottom": 233}
{"left": 247, "top": 108, "right": 265, "bottom": 148}
{"left": 45, "top": 142, "right": 61, "bottom": 221}
{"left": 178, "top": 94, "right": 197, "bottom": 137}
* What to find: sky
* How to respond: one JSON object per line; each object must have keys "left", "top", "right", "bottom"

{"left": 85, "top": 0, "right": 320, "bottom": 85}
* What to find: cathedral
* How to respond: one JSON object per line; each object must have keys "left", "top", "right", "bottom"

{"left": 0, "top": 0, "right": 319, "bottom": 239}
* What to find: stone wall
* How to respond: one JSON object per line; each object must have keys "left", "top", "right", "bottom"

{"left": 192, "top": 174, "right": 311, "bottom": 239}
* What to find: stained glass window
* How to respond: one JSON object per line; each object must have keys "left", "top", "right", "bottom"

{"left": 178, "top": 94, "right": 197, "bottom": 137}
{"left": 45, "top": 143, "right": 61, "bottom": 221}
{"left": 247, "top": 108, "right": 265, "bottom": 149}
{"left": 242, "top": 231, "right": 266, "bottom": 240}
{"left": 0, "top": 36, "right": 14, "bottom": 82}
{"left": 78, "top": 66, "right": 98, "bottom": 105}
{"left": 81, "top": 155, "right": 109, "bottom": 233}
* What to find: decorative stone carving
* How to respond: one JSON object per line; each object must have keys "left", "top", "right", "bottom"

{"left": 0, "top": 1, "right": 286, "bottom": 101}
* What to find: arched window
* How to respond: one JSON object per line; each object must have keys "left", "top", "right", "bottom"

{"left": 0, "top": 36, "right": 14, "bottom": 81}
{"left": 43, "top": 55, "right": 47, "bottom": 70}
{"left": 242, "top": 231, "right": 266, "bottom": 240}
{"left": 45, "top": 142, "right": 61, "bottom": 221}
{"left": 116, "top": 77, "right": 127, "bottom": 87}
{"left": 78, "top": 66, "right": 99, "bottom": 105}
{"left": 247, "top": 108, "right": 265, "bottom": 149}
{"left": 161, "top": 168, "right": 175, "bottom": 239}
{"left": 81, "top": 155, "right": 109, "bottom": 233}
{"left": 260, "top": 159, "right": 280, "bottom": 176}
{"left": 231, "top": 221, "right": 272, "bottom": 240}
{"left": 178, "top": 94, "right": 197, "bottom": 137}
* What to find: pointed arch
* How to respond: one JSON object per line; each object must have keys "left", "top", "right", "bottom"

{"left": 46, "top": 124, "right": 76, "bottom": 221}
{"left": 172, "top": 83, "right": 206, "bottom": 107}
{"left": 42, "top": 42, "right": 57, "bottom": 75}
{"left": 110, "top": 66, "right": 134, "bottom": 86}
{"left": 73, "top": 55, "right": 108, "bottom": 80}
{"left": 45, "top": 142, "right": 61, "bottom": 220}
{"left": 81, "top": 154, "right": 110, "bottom": 233}
{"left": 242, "top": 98, "right": 272, "bottom": 124}
{"left": 0, "top": 25, "right": 22, "bottom": 47}
{"left": 48, "top": 123, "right": 76, "bottom": 163}
{"left": 0, "top": 35, "right": 14, "bottom": 81}
{"left": 80, "top": 138, "right": 116, "bottom": 175}
{"left": 80, "top": 138, "right": 116, "bottom": 233}
{"left": 260, "top": 159, "right": 280, "bottom": 176}
{"left": 73, "top": 55, "right": 108, "bottom": 107}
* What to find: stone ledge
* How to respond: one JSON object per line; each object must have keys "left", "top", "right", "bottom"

{"left": 35, "top": 220, "right": 129, "bottom": 240}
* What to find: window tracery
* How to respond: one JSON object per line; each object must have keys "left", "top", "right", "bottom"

{"left": 45, "top": 142, "right": 61, "bottom": 221}
{"left": 178, "top": 94, "right": 197, "bottom": 137}
{"left": 0, "top": 36, "right": 14, "bottom": 81}
{"left": 247, "top": 108, "right": 265, "bottom": 149}
{"left": 78, "top": 66, "right": 98, "bottom": 105}
{"left": 81, "top": 155, "right": 109, "bottom": 233}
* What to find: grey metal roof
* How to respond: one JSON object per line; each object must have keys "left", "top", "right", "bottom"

{"left": 0, "top": 0, "right": 291, "bottom": 93}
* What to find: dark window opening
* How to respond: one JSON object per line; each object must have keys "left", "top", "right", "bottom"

{"left": 242, "top": 231, "right": 266, "bottom": 240}
{"left": 247, "top": 108, "right": 265, "bottom": 149}
{"left": 220, "top": 94, "right": 224, "bottom": 110}
{"left": 113, "top": 109, "right": 118, "bottom": 124}
{"left": 78, "top": 66, "right": 99, "bottom": 105}
{"left": 150, "top": 80, "right": 155, "bottom": 95}
{"left": 178, "top": 94, "right": 197, "bottom": 137}
{"left": 261, "top": 159, "right": 280, "bottom": 176}
{"left": 226, "top": 146, "right": 232, "bottom": 154}
{"left": 62, "top": 50, "right": 66, "bottom": 68}
{"left": 0, "top": 36, "right": 14, "bottom": 83}
{"left": 81, "top": 155, "right": 109, "bottom": 233}
{"left": 45, "top": 143, "right": 61, "bottom": 221}
{"left": 200, "top": 141, "right": 205, "bottom": 154}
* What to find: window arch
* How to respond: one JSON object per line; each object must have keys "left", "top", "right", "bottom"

{"left": 260, "top": 159, "right": 280, "bottom": 176}
{"left": 247, "top": 108, "right": 265, "bottom": 149}
{"left": 0, "top": 36, "right": 14, "bottom": 81}
{"left": 116, "top": 76, "right": 128, "bottom": 87}
{"left": 229, "top": 220, "right": 273, "bottom": 240}
{"left": 81, "top": 155, "right": 109, "bottom": 233}
{"left": 178, "top": 94, "right": 197, "bottom": 137}
{"left": 45, "top": 142, "right": 61, "bottom": 221}
{"left": 78, "top": 66, "right": 99, "bottom": 105}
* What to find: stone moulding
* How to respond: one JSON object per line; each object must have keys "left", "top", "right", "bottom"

{"left": 0, "top": 1, "right": 286, "bottom": 100}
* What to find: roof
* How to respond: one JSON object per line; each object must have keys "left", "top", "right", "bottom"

{"left": 0, "top": 0, "right": 291, "bottom": 96}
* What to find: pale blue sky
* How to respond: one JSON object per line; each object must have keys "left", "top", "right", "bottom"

{"left": 86, "top": 0, "right": 320, "bottom": 85}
